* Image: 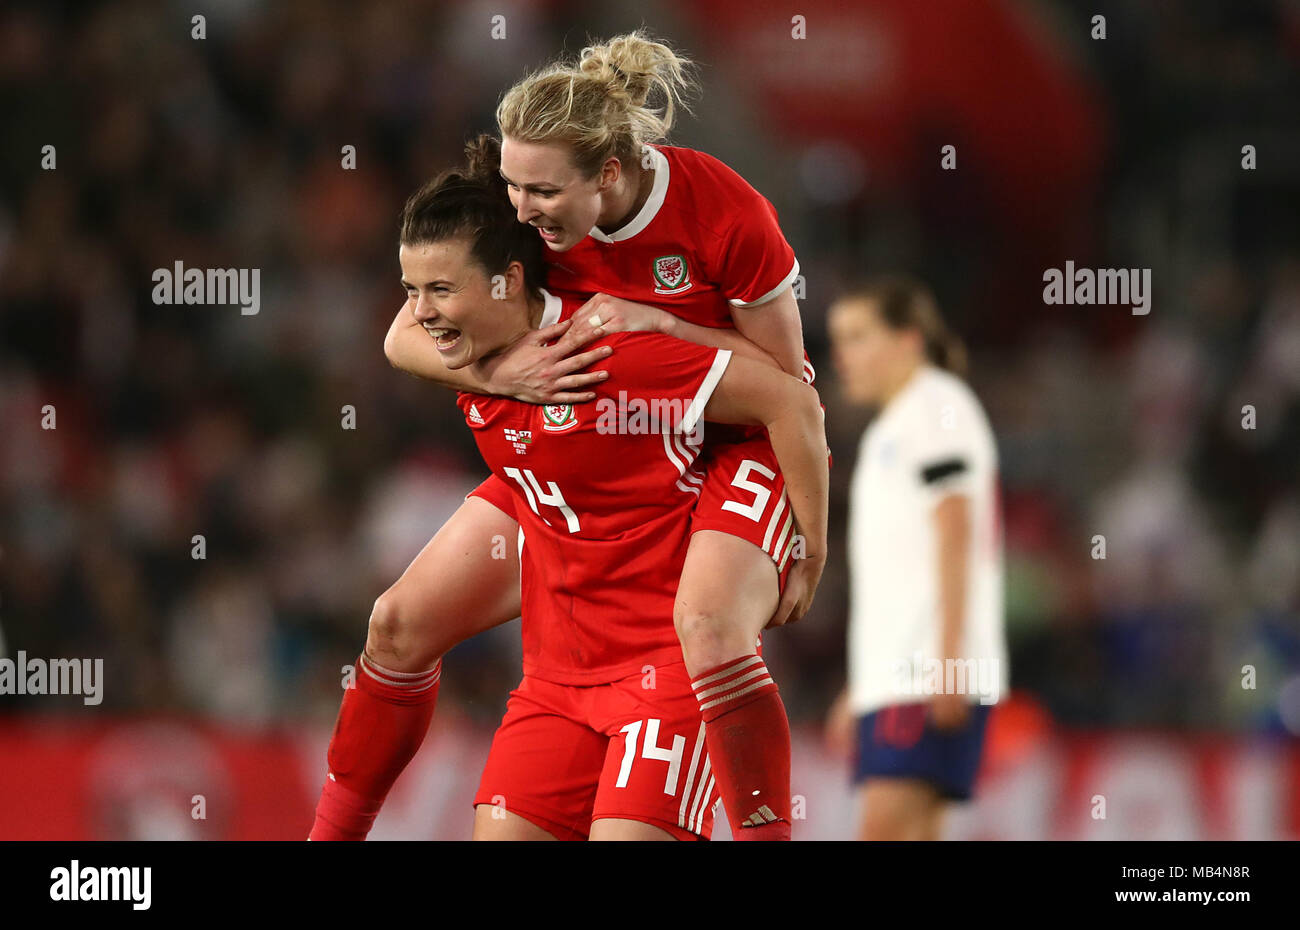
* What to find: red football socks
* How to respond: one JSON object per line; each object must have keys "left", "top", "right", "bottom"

{"left": 690, "top": 655, "right": 792, "bottom": 841}
{"left": 308, "top": 654, "right": 441, "bottom": 841}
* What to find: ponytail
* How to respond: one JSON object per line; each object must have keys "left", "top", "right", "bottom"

{"left": 399, "top": 134, "right": 544, "bottom": 290}
{"left": 497, "top": 29, "right": 698, "bottom": 177}
{"left": 926, "top": 327, "right": 968, "bottom": 380}
{"left": 462, "top": 132, "right": 504, "bottom": 186}
{"left": 845, "top": 275, "right": 968, "bottom": 378}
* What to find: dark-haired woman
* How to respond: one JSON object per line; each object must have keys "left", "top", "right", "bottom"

{"left": 823, "top": 278, "right": 1007, "bottom": 841}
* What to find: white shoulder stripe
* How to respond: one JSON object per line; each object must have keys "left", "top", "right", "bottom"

{"left": 681, "top": 349, "right": 733, "bottom": 435}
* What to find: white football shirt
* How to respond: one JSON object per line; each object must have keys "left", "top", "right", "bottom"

{"left": 846, "top": 365, "right": 1008, "bottom": 715}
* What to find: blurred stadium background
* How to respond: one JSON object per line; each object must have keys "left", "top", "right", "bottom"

{"left": 1, "top": 0, "right": 1298, "bottom": 839}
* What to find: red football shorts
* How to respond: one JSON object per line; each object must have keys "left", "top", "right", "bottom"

{"left": 467, "top": 470, "right": 517, "bottom": 518}
{"left": 472, "top": 661, "right": 721, "bottom": 840}
{"left": 689, "top": 432, "right": 799, "bottom": 590}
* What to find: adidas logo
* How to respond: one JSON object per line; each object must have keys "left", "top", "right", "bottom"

{"left": 468, "top": 403, "right": 484, "bottom": 425}
{"left": 741, "top": 805, "right": 781, "bottom": 827}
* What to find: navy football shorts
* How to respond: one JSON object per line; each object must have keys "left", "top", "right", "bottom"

{"left": 853, "top": 701, "right": 992, "bottom": 801}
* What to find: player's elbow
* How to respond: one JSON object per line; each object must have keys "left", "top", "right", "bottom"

{"left": 790, "top": 378, "right": 822, "bottom": 419}
{"left": 383, "top": 327, "right": 405, "bottom": 369}
{"left": 777, "top": 346, "right": 806, "bottom": 381}
{"left": 768, "top": 378, "right": 823, "bottom": 432}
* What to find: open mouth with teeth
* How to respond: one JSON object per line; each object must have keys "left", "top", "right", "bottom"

{"left": 425, "top": 326, "right": 462, "bottom": 351}
{"left": 532, "top": 223, "right": 562, "bottom": 242}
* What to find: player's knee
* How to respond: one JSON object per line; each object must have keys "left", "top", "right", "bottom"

{"left": 673, "top": 603, "right": 720, "bottom": 647}
{"left": 674, "top": 604, "right": 749, "bottom": 668}
{"left": 860, "top": 808, "right": 910, "bottom": 841}
{"left": 859, "top": 785, "right": 931, "bottom": 841}
{"left": 365, "top": 588, "right": 428, "bottom": 668}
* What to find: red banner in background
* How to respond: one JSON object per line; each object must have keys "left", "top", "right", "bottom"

{"left": 2, "top": 705, "right": 1297, "bottom": 840}
{"left": 0, "top": 716, "right": 316, "bottom": 840}
{"left": 679, "top": 0, "right": 1105, "bottom": 215}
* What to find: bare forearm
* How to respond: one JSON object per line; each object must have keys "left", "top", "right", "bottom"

{"left": 762, "top": 383, "right": 829, "bottom": 555}
{"left": 935, "top": 497, "right": 971, "bottom": 657}
{"left": 663, "top": 316, "right": 784, "bottom": 371}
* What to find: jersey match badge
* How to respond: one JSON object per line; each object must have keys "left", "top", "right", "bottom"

{"left": 504, "top": 427, "right": 532, "bottom": 454}
{"left": 652, "top": 254, "right": 692, "bottom": 295}
{"left": 542, "top": 403, "right": 579, "bottom": 432}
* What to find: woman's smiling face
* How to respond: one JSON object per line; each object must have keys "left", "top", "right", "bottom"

{"left": 499, "top": 136, "right": 607, "bottom": 253}
{"left": 399, "top": 237, "right": 519, "bottom": 370}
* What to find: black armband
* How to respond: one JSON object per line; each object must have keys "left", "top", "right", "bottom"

{"left": 920, "top": 457, "right": 968, "bottom": 485}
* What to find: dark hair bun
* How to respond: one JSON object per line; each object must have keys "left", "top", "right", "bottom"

{"left": 464, "top": 134, "right": 503, "bottom": 185}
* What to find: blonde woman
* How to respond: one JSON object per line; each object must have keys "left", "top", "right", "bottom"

{"left": 825, "top": 277, "right": 1007, "bottom": 841}
{"left": 313, "top": 32, "right": 823, "bottom": 841}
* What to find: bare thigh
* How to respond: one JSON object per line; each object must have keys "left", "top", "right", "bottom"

{"left": 472, "top": 803, "right": 559, "bottom": 840}
{"left": 858, "top": 778, "right": 946, "bottom": 841}
{"left": 588, "top": 818, "right": 676, "bottom": 841}
{"left": 673, "top": 530, "right": 779, "bottom": 677}
{"left": 367, "top": 497, "right": 521, "bottom": 672}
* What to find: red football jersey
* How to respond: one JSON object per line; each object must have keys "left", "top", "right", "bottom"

{"left": 457, "top": 290, "right": 733, "bottom": 685}
{"left": 545, "top": 144, "right": 801, "bottom": 322}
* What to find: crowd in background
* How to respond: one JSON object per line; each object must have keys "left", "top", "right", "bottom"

{"left": 1, "top": 0, "right": 1297, "bottom": 737}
